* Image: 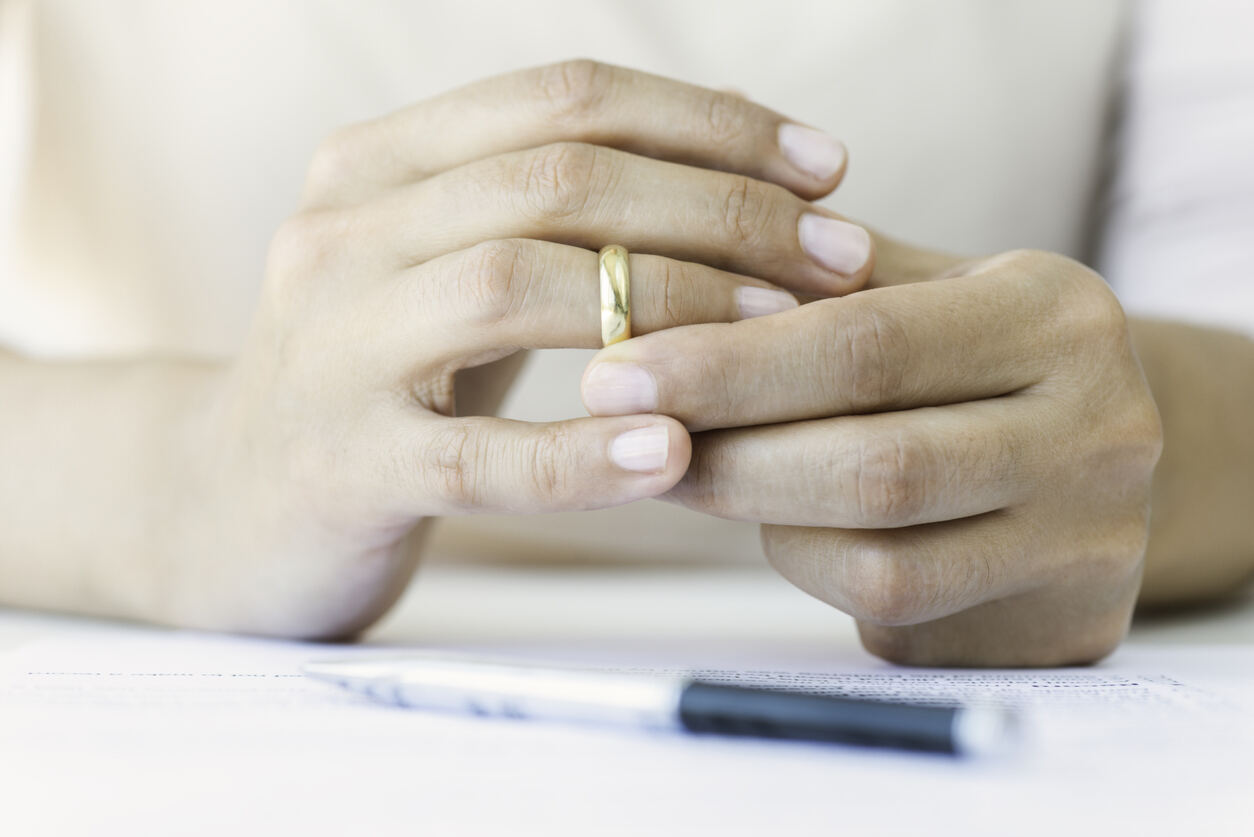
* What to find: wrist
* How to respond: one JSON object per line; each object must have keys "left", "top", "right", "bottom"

{"left": 131, "top": 358, "right": 237, "bottom": 625}
{"left": 1130, "top": 318, "right": 1254, "bottom": 605}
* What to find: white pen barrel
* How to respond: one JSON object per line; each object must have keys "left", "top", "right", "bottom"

{"left": 322, "top": 659, "right": 686, "bottom": 730}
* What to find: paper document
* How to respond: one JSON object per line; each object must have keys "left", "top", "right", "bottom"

{"left": 1, "top": 622, "right": 1251, "bottom": 836}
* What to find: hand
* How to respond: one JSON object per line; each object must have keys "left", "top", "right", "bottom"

{"left": 175, "top": 61, "right": 876, "bottom": 636}
{"left": 582, "top": 246, "right": 1162, "bottom": 666}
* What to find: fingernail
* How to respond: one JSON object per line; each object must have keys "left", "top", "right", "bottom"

{"left": 609, "top": 425, "right": 670, "bottom": 473}
{"left": 798, "top": 214, "right": 871, "bottom": 276}
{"left": 778, "top": 124, "right": 847, "bottom": 180}
{"left": 736, "top": 286, "right": 798, "bottom": 319}
{"left": 583, "top": 363, "right": 658, "bottom": 415}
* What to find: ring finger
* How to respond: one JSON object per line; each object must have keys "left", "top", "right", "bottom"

{"left": 379, "top": 238, "right": 800, "bottom": 364}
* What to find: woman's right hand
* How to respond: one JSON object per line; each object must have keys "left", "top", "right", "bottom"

{"left": 175, "top": 60, "right": 875, "bottom": 637}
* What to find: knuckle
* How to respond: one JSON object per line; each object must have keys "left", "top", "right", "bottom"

{"left": 1021, "top": 250, "right": 1128, "bottom": 343}
{"left": 675, "top": 436, "right": 738, "bottom": 517}
{"left": 304, "top": 126, "right": 365, "bottom": 202}
{"left": 654, "top": 258, "right": 693, "bottom": 325}
{"left": 1094, "top": 397, "right": 1165, "bottom": 489}
{"left": 536, "top": 59, "right": 614, "bottom": 123}
{"left": 847, "top": 436, "right": 927, "bottom": 527}
{"left": 684, "top": 351, "right": 743, "bottom": 430}
{"left": 454, "top": 240, "right": 530, "bottom": 326}
{"left": 991, "top": 248, "right": 1067, "bottom": 301}
{"left": 268, "top": 214, "right": 321, "bottom": 273}
{"left": 840, "top": 541, "right": 932, "bottom": 626}
{"left": 1012, "top": 250, "right": 1161, "bottom": 489}
{"left": 518, "top": 141, "right": 603, "bottom": 221}
{"left": 699, "top": 91, "right": 750, "bottom": 149}
{"left": 422, "top": 423, "right": 481, "bottom": 509}
{"left": 265, "top": 211, "right": 348, "bottom": 299}
{"left": 523, "top": 424, "right": 573, "bottom": 502}
{"left": 1069, "top": 266, "right": 1128, "bottom": 341}
{"left": 1001, "top": 247, "right": 1051, "bottom": 270}
{"left": 718, "top": 176, "right": 772, "bottom": 247}
{"left": 832, "top": 301, "right": 910, "bottom": 411}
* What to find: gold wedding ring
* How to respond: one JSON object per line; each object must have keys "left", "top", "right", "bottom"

{"left": 599, "top": 244, "right": 632, "bottom": 347}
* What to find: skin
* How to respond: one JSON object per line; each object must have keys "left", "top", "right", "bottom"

{"left": 1, "top": 61, "right": 1251, "bottom": 663}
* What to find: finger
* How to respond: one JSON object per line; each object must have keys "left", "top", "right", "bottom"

{"left": 665, "top": 398, "right": 1036, "bottom": 529}
{"left": 361, "top": 142, "right": 873, "bottom": 294}
{"left": 761, "top": 510, "right": 1144, "bottom": 631}
{"left": 855, "top": 581, "right": 1140, "bottom": 667}
{"left": 387, "top": 240, "right": 798, "bottom": 364}
{"left": 404, "top": 414, "right": 691, "bottom": 516}
{"left": 304, "top": 59, "right": 847, "bottom": 208}
{"left": 761, "top": 514, "right": 1029, "bottom": 627}
{"left": 583, "top": 267, "right": 1054, "bottom": 430}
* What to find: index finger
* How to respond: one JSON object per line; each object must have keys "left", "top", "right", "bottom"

{"left": 305, "top": 59, "right": 848, "bottom": 207}
{"left": 581, "top": 267, "right": 1058, "bottom": 431}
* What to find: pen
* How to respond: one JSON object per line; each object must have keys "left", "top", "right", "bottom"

{"left": 303, "top": 654, "right": 1017, "bottom": 756}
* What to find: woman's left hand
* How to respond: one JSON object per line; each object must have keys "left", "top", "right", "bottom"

{"left": 581, "top": 245, "right": 1163, "bottom": 666}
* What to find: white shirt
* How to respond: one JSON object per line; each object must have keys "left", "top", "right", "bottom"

{"left": 1098, "top": 0, "right": 1254, "bottom": 337}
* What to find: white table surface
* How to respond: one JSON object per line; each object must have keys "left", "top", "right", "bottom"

{"left": 3, "top": 558, "right": 1252, "bottom": 837}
